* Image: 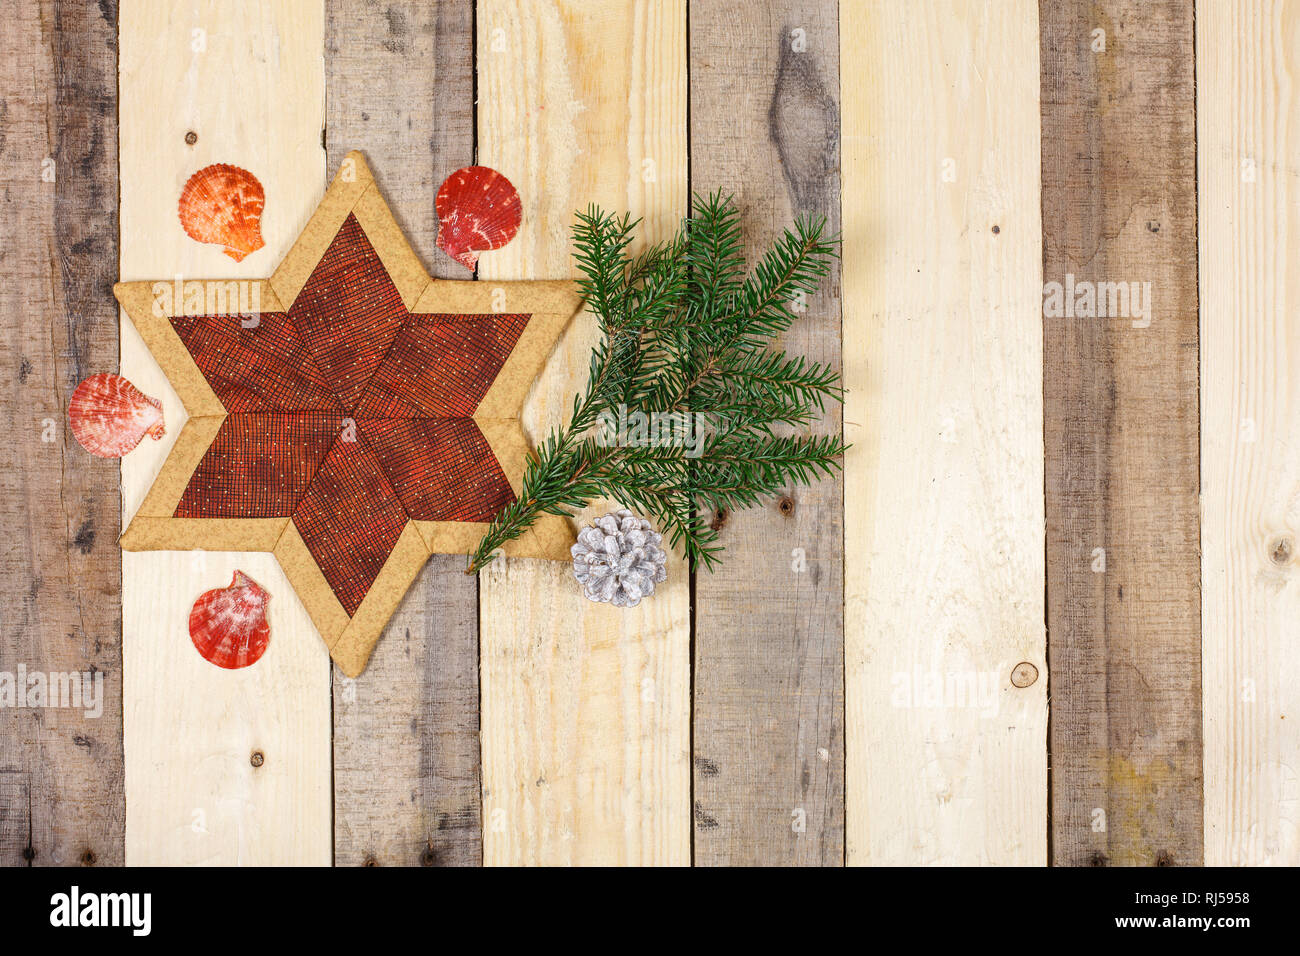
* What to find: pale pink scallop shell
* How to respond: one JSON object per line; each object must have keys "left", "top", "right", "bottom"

{"left": 189, "top": 570, "right": 271, "bottom": 670}
{"left": 435, "top": 165, "right": 522, "bottom": 270}
{"left": 178, "top": 163, "right": 266, "bottom": 262}
{"left": 68, "top": 372, "right": 165, "bottom": 458}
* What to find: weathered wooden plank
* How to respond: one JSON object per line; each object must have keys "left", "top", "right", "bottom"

{"left": 119, "top": 0, "right": 331, "bottom": 865}
{"left": 1040, "top": 0, "right": 1202, "bottom": 866}
{"left": 0, "top": 0, "right": 124, "bottom": 867}
{"left": 842, "top": 0, "right": 1047, "bottom": 865}
{"left": 1199, "top": 0, "right": 1300, "bottom": 866}
{"left": 326, "top": 0, "right": 481, "bottom": 869}
{"left": 688, "top": 0, "right": 844, "bottom": 866}
{"left": 476, "top": 0, "right": 691, "bottom": 866}
{"left": 0, "top": 773, "right": 31, "bottom": 863}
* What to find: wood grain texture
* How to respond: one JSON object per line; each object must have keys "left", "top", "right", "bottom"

{"left": 842, "top": 0, "right": 1047, "bottom": 866}
{"left": 1040, "top": 0, "right": 1202, "bottom": 866}
{"left": 0, "top": 0, "right": 124, "bottom": 866}
{"left": 688, "top": 0, "right": 844, "bottom": 866}
{"left": 119, "top": 0, "right": 331, "bottom": 865}
{"left": 326, "top": 0, "right": 482, "bottom": 869}
{"left": 1199, "top": 0, "right": 1300, "bottom": 866}
{"left": 476, "top": 0, "right": 691, "bottom": 866}
{"left": 0, "top": 773, "right": 31, "bottom": 862}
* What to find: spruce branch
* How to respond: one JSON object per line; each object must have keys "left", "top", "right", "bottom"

{"left": 467, "top": 192, "right": 846, "bottom": 575}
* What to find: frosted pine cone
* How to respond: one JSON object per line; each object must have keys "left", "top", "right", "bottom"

{"left": 571, "top": 510, "right": 668, "bottom": 607}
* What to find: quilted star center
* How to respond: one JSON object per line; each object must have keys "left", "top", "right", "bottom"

{"left": 117, "top": 150, "right": 581, "bottom": 676}
{"left": 171, "top": 214, "right": 528, "bottom": 614}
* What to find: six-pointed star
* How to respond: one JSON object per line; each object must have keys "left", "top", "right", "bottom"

{"left": 116, "top": 151, "right": 582, "bottom": 676}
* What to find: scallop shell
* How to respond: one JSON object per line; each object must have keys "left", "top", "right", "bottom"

{"left": 69, "top": 372, "right": 165, "bottom": 458}
{"left": 189, "top": 570, "right": 271, "bottom": 669}
{"left": 178, "top": 163, "right": 266, "bottom": 262}
{"left": 435, "top": 165, "right": 522, "bottom": 270}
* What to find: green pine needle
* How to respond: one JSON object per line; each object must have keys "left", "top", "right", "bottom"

{"left": 466, "top": 192, "right": 846, "bottom": 574}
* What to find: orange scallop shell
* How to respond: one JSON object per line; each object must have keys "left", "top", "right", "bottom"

{"left": 178, "top": 164, "right": 266, "bottom": 262}
{"left": 435, "top": 165, "right": 522, "bottom": 271}
{"left": 69, "top": 372, "right": 165, "bottom": 458}
{"left": 189, "top": 570, "right": 271, "bottom": 669}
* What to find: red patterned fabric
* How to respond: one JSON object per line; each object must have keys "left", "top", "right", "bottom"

{"left": 293, "top": 436, "right": 409, "bottom": 615}
{"left": 175, "top": 413, "right": 341, "bottom": 517}
{"left": 355, "top": 313, "right": 529, "bottom": 419}
{"left": 172, "top": 213, "right": 527, "bottom": 614}
{"left": 289, "top": 215, "right": 409, "bottom": 412}
{"left": 362, "top": 418, "right": 515, "bottom": 522}
{"left": 172, "top": 311, "right": 340, "bottom": 412}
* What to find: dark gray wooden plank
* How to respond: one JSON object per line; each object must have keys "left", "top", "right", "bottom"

{"left": 688, "top": 0, "right": 844, "bottom": 866}
{"left": 0, "top": 0, "right": 124, "bottom": 867}
{"left": 1040, "top": 0, "right": 1202, "bottom": 866}
{"left": 326, "top": 0, "right": 482, "bottom": 867}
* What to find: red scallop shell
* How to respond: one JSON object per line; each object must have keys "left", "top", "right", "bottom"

{"left": 189, "top": 570, "right": 271, "bottom": 669}
{"left": 178, "top": 164, "right": 266, "bottom": 262}
{"left": 69, "top": 372, "right": 165, "bottom": 458}
{"left": 435, "top": 165, "right": 522, "bottom": 270}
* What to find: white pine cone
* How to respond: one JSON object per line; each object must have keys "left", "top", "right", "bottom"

{"left": 571, "top": 509, "right": 669, "bottom": 607}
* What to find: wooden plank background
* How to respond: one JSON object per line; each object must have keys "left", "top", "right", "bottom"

{"left": 1199, "top": 0, "right": 1300, "bottom": 867}
{"left": 0, "top": 0, "right": 123, "bottom": 867}
{"left": 842, "top": 0, "right": 1048, "bottom": 865}
{"left": 475, "top": 0, "right": 691, "bottom": 866}
{"left": 325, "top": 0, "right": 482, "bottom": 869}
{"left": 118, "top": 0, "right": 331, "bottom": 865}
{"left": 1039, "top": 0, "right": 1203, "bottom": 867}
{"left": 688, "top": 0, "right": 844, "bottom": 866}
{"left": 2, "top": 0, "right": 1297, "bottom": 868}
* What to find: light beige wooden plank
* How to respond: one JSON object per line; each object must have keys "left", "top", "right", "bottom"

{"left": 1199, "top": 0, "right": 1300, "bottom": 867}
{"left": 119, "top": 0, "right": 331, "bottom": 865}
{"left": 841, "top": 0, "right": 1047, "bottom": 865}
{"left": 476, "top": 0, "right": 690, "bottom": 866}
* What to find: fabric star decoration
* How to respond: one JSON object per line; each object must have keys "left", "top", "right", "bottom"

{"left": 116, "top": 151, "right": 582, "bottom": 676}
